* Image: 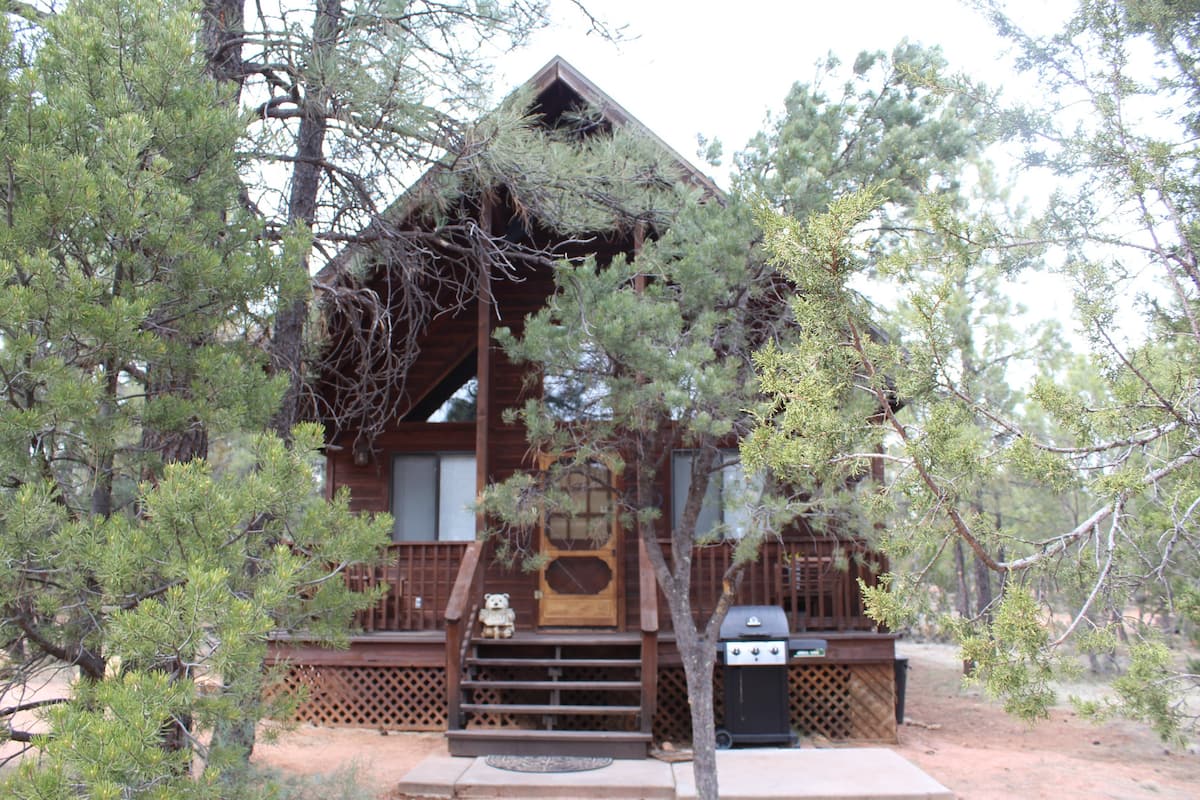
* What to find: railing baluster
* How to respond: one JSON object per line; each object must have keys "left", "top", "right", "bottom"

{"left": 391, "top": 557, "right": 402, "bottom": 629}
{"left": 405, "top": 544, "right": 416, "bottom": 629}
{"left": 339, "top": 542, "right": 470, "bottom": 633}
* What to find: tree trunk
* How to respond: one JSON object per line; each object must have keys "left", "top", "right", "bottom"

{"left": 634, "top": 443, "right": 725, "bottom": 800}
{"left": 676, "top": 623, "right": 721, "bottom": 800}
{"left": 973, "top": 552, "right": 993, "bottom": 621}
{"left": 200, "top": 0, "right": 246, "bottom": 98}
{"left": 139, "top": 360, "right": 209, "bottom": 482}
{"left": 268, "top": 0, "right": 342, "bottom": 441}
{"left": 953, "top": 539, "right": 972, "bottom": 675}
{"left": 953, "top": 539, "right": 970, "bottom": 618}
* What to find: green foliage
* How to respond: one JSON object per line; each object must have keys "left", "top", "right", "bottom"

{"left": 958, "top": 588, "right": 1058, "bottom": 722}
{"left": 437, "top": 89, "right": 692, "bottom": 236}
{"left": 483, "top": 197, "right": 792, "bottom": 552}
{"left": 753, "top": 0, "right": 1200, "bottom": 741}
{"left": 1076, "top": 639, "right": 1184, "bottom": 744}
{"left": 0, "top": 1, "right": 392, "bottom": 795}
{"left": 0, "top": 427, "right": 390, "bottom": 796}
{"left": 9, "top": 673, "right": 193, "bottom": 800}
{"left": 482, "top": 42, "right": 996, "bottom": 800}
{"left": 734, "top": 43, "right": 979, "bottom": 227}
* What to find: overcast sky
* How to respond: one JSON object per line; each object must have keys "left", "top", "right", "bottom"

{"left": 488, "top": 1, "right": 1067, "bottom": 188}
{"left": 482, "top": 1, "right": 1082, "bottom": 342}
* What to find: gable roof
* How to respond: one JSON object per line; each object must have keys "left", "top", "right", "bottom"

{"left": 526, "top": 56, "right": 721, "bottom": 197}
{"left": 316, "top": 56, "right": 720, "bottom": 285}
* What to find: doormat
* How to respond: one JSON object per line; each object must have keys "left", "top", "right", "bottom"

{"left": 484, "top": 755, "right": 613, "bottom": 773}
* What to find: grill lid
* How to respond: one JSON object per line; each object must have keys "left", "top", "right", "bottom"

{"left": 719, "top": 605, "right": 790, "bottom": 640}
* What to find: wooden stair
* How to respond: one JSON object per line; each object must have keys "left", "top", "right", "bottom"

{"left": 446, "top": 632, "right": 651, "bottom": 758}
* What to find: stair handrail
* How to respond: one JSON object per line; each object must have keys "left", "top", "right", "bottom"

{"left": 637, "top": 537, "right": 658, "bottom": 735}
{"left": 444, "top": 539, "right": 484, "bottom": 731}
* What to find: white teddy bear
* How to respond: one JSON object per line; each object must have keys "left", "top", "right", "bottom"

{"left": 478, "top": 592, "right": 515, "bottom": 639}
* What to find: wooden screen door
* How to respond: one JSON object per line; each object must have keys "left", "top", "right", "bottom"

{"left": 537, "top": 458, "right": 620, "bottom": 627}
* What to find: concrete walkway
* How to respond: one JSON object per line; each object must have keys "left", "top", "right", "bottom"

{"left": 396, "top": 747, "right": 953, "bottom": 799}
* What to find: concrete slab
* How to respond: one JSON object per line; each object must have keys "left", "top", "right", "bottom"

{"left": 395, "top": 748, "right": 951, "bottom": 800}
{"left": 671, "top": 748, "right": 953, "bottom": 800}
{"left": 449, "top": 756, "right": 675, "bottom": 799}
{"left": 394, "top": 755, "right": 474, "bottom": 799}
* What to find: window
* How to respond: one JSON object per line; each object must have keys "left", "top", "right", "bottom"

{"left": 391, "top": 453, "right": 476, "bottom": 542}
{"left": 545, "top": 461, "right": 616, "bottom": 549}
{"left": 671, "top": 449, "right": 758, "bottom": 539}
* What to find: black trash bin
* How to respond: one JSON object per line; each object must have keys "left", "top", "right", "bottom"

{"left": 893, "top": 657, "right": 909, "bottom": 724}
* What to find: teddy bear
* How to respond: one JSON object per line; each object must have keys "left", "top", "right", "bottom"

{"left": 478, "top": 592, "right": 515, "bottom": 639}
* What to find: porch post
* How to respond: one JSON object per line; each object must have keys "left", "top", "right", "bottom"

{"left": 475, "top": 198, "right": 493, "bottom": 537}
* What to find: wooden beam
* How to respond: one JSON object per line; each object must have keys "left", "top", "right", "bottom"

{"left": 639, "top": 537, "right": 659, "bottom": 734}
{"left": 475, "top": 198, "right": 493, "bottom": 535}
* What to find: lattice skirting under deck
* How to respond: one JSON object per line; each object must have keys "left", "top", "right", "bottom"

{"left": 652, "top": 662, "right": 896, "bottom": 744}
{"left": 269, "top": 662, "right": 895, "bottom": 741}
{"left": 268, "top": 665, "right": 447, "bottom": 730}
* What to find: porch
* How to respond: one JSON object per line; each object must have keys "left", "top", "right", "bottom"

{"left": 326, "top": 537, "right": 885, "bottom": 638}
{"left": 266, "top": 537, "right": 898, "bottom": 754}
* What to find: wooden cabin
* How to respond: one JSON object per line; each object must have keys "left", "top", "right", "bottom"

{"left": 267, "top": 57, "right": 899, "bottom": 758}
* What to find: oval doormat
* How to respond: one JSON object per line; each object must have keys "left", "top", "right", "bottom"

{"left": 484, "top": 755, "right": 613, "bottom": 773}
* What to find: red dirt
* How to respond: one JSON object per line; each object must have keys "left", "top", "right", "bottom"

{"left": 252, "top": 643, "right": 1200, "bottom": 799}
{"left": 252, "top": 726, "right": 448, "bottom": 793}
{"left": 892, "top": 642, "right": 1200, "bottom": 800}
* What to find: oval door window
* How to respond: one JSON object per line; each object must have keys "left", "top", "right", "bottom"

{"left": 544, "top": 556, "right": 613, "bottom": 595}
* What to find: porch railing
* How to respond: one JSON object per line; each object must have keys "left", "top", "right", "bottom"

{"left": 444, "top": 540, "right": 485, "bottom": 733}
{"left": 659, "top": 538, "right": 884, "bottom": 633}
{"left": 346, "top": 537, "right": 883, "bottom": 634}
{"left": 344, "top": 541, "right": 470, "bottom": 632}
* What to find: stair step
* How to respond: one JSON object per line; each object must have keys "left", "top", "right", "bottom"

{"left": 462, "top": 703, "right": 639, "bottom": 715}
{"left": 467, "top": 657, "right": 641, "bottom": 668}
{"left": 446, "top": 728, "right": 651, "bottom": 759}
{"left": 471, "top": 633, "right": 640, "bottom": 646}
{"left": 462, "top": 679, "right": 640, "bottom": 691}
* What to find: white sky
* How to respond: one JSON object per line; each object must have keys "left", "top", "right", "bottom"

{"left": 489, "top": 0, "right": 1068, "bottom": 188}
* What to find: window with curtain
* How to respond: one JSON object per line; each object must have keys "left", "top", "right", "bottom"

{"left": 391, "top": 453, "right": 476, "bottom": 542}
{"left": 671, "top": 449, "right": 758, "bottom": 539}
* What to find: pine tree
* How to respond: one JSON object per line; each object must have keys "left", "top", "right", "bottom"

{"left": 752, "top": 0, "right": 1200, "bottom": 740}
{"left": 0, "top": 2, "right": 391, "bottom": 793}
{"left": 483, "top": 44, "right": 983, "bottom": 800}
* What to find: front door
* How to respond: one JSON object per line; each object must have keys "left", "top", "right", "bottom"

{"left": 537, "top": 460, "right": 620, "bottom": 627}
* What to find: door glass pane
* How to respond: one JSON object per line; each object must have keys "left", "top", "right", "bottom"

{"left": 438, "top": 454, "right": 477, "bottom": 541}
{"left": 547, "top": 462, "right": 612, "bottom": 549}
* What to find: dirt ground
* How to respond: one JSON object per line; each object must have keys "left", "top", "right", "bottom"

{"left": 892, "top": 642, "right": 1199, "bottom": 800}
{"left": 252, "top": 641, "right": 1200, "bottom": 799}
{"left": 8, "top": 646, "right": 1196, "bottom": 798}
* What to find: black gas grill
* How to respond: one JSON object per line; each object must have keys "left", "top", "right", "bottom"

{"left": 716, "top": 605, "right": 826, "bottom": 748}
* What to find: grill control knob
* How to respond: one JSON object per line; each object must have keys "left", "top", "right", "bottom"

{"left": 731, "top": 647, "right": 740, "bottom": 656}
{"left": 770, "top": 646, "right": 779, "bottom": 655}
{"left": 750, "top": 646, "right": 760, "bottom": 656}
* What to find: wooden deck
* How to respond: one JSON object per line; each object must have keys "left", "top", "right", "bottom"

{"left": 267, "top": 537, "right": 897, "bottom": 749}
